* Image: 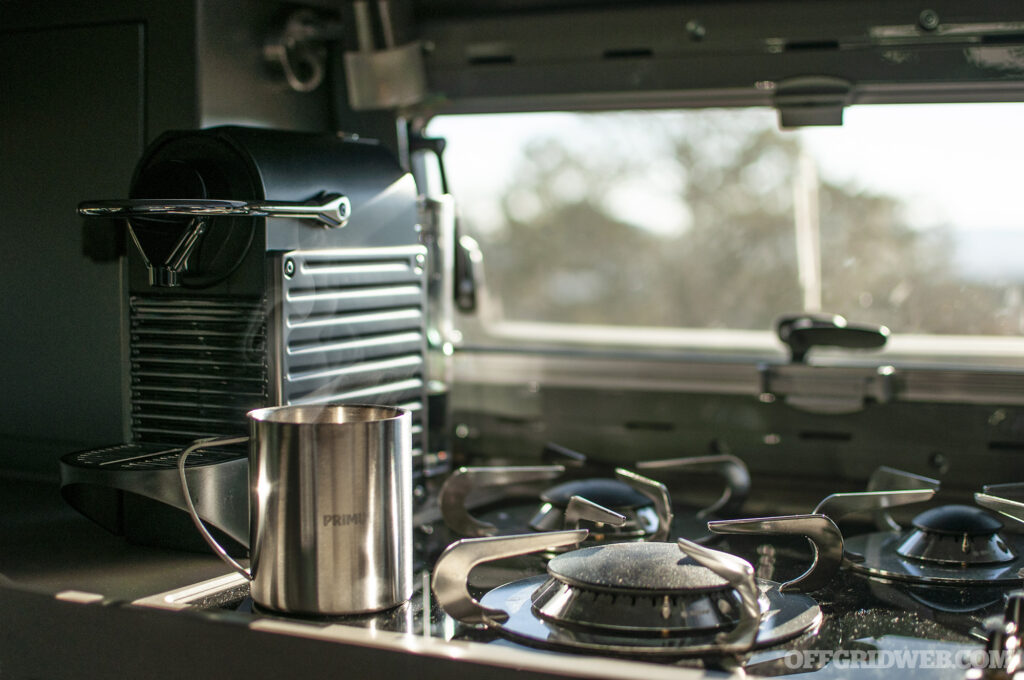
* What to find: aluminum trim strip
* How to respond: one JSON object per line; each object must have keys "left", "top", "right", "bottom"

{"left": 452, "top": 351, "right": 1024, "bottom": 405}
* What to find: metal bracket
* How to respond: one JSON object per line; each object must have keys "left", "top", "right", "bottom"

{"left": 431, "top": 530, "right": 588, "bottom": 626}
{"left": 867, "top": 466, "right": 941, "bottom": 531}
{"left": 773, "top": 76, "right": 853, "bottom": 128}
{"left": 813, "top": 489, "right": 936, "bottom": 522}
{"left": 438, "top": 465, "right": 564, "bottom": 537}
{"left": 758, "top": 363, "right": 897, "bottom": 415}
{"left": 563, "top": 495, "right": 626, "bottom": 530}
{"left": 636, "top": 454, "right": 751, "bottom": 517}
{"left": 677, "top": 538, "right": 761, "bottom": 653}
{"left": 708, "top": 514, "right": 843, "bottom": 593}
{"left": 975, "top": 486, "right": 1024, "bottom": 526}
{"left": 616, "top": 468, "right": 673, "bottom": 541}
{"left": 343, "top": 1, "right": 427, "bottom": 109}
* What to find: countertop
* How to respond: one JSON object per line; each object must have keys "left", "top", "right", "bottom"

{"left": 0, "top": 473, "right": 231, "bottom": 600}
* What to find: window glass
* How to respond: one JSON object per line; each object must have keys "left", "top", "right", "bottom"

{"left": 427, "top": 105, "right": 1024, "bottom": 338}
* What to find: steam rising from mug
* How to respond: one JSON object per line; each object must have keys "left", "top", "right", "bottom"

{"left": 178, "top": 404, "right": 413, "bottom": 615}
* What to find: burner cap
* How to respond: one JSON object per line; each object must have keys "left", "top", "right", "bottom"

{"left": 547, "top": 543, "right": 728, "bottom": 594}
{"left": 896, "top": 504, "right": 1016, "bottom": 566}
{"left": 541, "top": 479, "right": 651, "bottom": 510}
{"left": 535, "top": 543, "right": 748, "bottom": 634}
{"left": 911, "top": 505, "right": 1003, "bottom": 536}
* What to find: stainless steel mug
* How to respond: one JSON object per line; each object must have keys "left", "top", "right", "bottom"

{"left": 178, "top": 404, "right": 413, "bottom": 615}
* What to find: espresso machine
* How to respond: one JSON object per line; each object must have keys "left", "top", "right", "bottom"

{"left": 61, "top": 126, "right": 429, "bottom": 552}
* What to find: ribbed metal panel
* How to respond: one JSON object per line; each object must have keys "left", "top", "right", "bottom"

{"left": 279, "top": 247, "right": 428, "bottom": 461}
{"left": 129, "top": 297, "right": 268, "bottom": 447}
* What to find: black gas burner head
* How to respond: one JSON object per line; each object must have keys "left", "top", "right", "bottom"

{"left": 910, "top": 504, "right": 1003, "bottom": 536}
{"left": 530, "top": 478, "right": 659, "bottom": 539}
{"left": 439, "top": 465, "right": 672, "bottom": 543}
{"left": 844, "top": 503, "right": 1024, "bottom": 586}
{"left": 895, "top": 505, "right": 1016, "bottom": 566}
{"left": 540, "top": 479, "right": 651, "bottom": 514}
{"left": 438, "top": 445, "right": 752, "bottom": 545}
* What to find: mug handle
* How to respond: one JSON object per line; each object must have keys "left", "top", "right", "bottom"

{"left": 177, "top": 436, "right": 253, "bottom": 581}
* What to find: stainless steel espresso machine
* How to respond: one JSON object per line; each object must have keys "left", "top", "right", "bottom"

{"left": 61, "top": 126, "right": 428, "bottom": 552}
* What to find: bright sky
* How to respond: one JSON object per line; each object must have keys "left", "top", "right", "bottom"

{"left": 800, "top": 103, "right": 1024, "bottom": 232}
{"left": 428, "top": 103, "right": 1024, "bottom": 282}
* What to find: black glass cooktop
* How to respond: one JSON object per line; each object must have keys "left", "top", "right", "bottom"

{"left": 135, "top": 500, "right": 1014, "bottom": 680}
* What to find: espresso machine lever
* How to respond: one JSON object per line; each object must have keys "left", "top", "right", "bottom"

{"left": 78, "top": 193, "right": 350, "bottom": 286}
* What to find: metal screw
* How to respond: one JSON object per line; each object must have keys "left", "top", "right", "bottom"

{"left": 918, "top": 9, "right": 940, "bottom": 31}
{"left": 283, "top": 259, "right": 296, "bottom": 278}
{"left": 686, "top": 19, "right": 706, "bottom": 41}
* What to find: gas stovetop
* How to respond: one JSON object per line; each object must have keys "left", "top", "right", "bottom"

{"left": 131, "top": 459, "right": 1024, "bottom": 680}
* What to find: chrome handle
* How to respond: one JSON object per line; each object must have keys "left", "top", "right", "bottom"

{"left": 78, "top": 192, "right": 351, "bottom": 228}
{"left": 708, "top": 514, "right": 843, "bottom": 593}
{"left": 438, "top": 465, "right": 565, "bottom": 537}
{"left": 636, "top": 454, "right": 751, "bottom": 518}
{"left": 677, "top": 538, "right": 761, "bottom": 654}
{"left": 616, "top": 468, "right": 673, "bottom": 541}
{"left": 812, "top": 489, "right": 936, "bottom": 521}
{"left": 866, "top": 466, "right": 940, "bottom": 531}
{"left": 177, "top": 436, "right": 252, "bottom": 582}
{"left": 563, "top": 495, "right": 627, "bottom": 530}
{"left": 431, "top": 530, "right": 588, "bottom": 626}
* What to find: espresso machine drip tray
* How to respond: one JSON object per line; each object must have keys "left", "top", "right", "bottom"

{"left": 60, "top": 443, "right": 249, "bottom": 555}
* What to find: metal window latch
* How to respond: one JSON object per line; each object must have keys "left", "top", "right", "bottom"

{"left": 776, "top": 314, "right": 889, "bottom": 364}
{"left": 758, "top": 314, "right": 895, "bottom": 414}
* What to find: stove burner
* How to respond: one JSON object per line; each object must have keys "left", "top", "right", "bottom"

{"left": 439, "top": 465, "right": 672, "bottom": 542}
{"left": 438, "top": 446, "right": 751, "bottom": 544}
{"left": 844, "top": 503, "right": 1024, "bottom": 585}
{"left": 432, "top": 531, "right": 822, "bottom": 658}
{"left": 533, "top": 543, "right": 747, "bottom": 633}
{"left": 478, "top": 574, "right": 819, "bottom": 657}
{"left": 530, "top": 479, "right": 659, "bottom": 539}
{"left": 895, "top": 505, "right": 1016, "bottom": 565}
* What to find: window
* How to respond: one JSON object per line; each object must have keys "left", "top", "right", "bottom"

{"left": 428, "top": 105, "right": 1024, "bottom": 363}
